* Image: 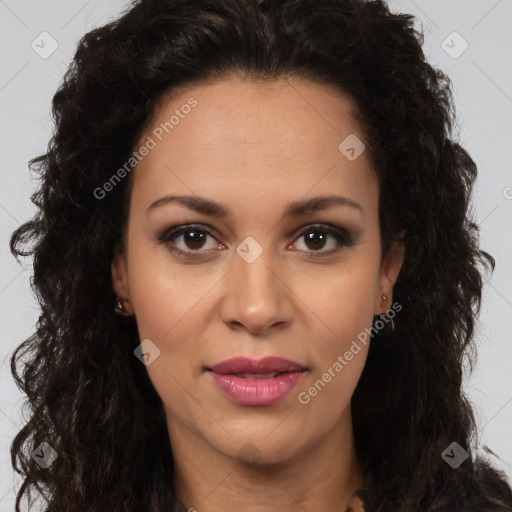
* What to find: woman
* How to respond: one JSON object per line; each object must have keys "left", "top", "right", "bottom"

{"left": 9, "top": 0, "right": 512, "bottom": 511}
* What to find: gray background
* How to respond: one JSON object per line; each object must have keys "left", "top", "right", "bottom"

{"left": 1, "top": 0, "right": 511, "bottom": 509}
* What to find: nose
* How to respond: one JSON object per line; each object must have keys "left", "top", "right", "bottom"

{"left": 219, "top": 247, "right": 294, "bottom": 335}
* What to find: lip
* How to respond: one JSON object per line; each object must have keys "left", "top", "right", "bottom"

{"left": 205, "top": 356, "right": 307, "bottom": 406}
{"left": 207, "top": 356, "right": 306, "bottom": 374}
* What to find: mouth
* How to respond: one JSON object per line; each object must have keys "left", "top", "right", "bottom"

{"left": 204, "top": 357, "right": 307, "bottom": 406}
{"left": 206, "top": 370, "right": 306, "bottom": 406}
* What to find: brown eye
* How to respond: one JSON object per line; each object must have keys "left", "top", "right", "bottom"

{"left": 174, "top": 229, "right": 209, "bottom": 250}
{"left": 292, "top": 224, "right": 356, "bottom": 256}
{"left": 158, "top": 225, "right": 220, "bottom": 258}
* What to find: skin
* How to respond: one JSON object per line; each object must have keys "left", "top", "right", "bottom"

{"left": 112, "top": 75, "right": 404, "bottom": 512}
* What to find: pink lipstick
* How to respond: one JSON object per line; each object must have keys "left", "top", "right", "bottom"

{"left": 206, "top": 356, "right": 307, "bottom": 406}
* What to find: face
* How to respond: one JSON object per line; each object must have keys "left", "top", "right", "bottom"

{"left": 112, "top": 75, "right": 404, "bottom": 466}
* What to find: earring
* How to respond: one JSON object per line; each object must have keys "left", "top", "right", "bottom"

{"left": 376, "top": 294, "right": 395, "bottom": 334}
{"left": 114, "top": 298, "right": 126, "bottom": 315}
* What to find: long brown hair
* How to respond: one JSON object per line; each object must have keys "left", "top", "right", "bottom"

{"left": 10, "top": 0, "right": 512, "bottom": 510}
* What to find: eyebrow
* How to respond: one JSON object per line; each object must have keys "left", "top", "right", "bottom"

{"left": 147, "top": 194, "right": 363, "bottom": 218}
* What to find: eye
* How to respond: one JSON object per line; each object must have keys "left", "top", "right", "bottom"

{"left": 290, "top": 223, "right": 356, "bottom": 256}
{"left": 158, "top": 224, "right": 222, "bottom": 258}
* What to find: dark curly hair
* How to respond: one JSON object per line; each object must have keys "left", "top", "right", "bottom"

{"left": 9, "top": 0, "right": 512, "bottom": 510}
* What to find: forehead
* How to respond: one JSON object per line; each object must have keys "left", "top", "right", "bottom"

{"left": 129, "top": 76, "right": 377, "bottom": 219}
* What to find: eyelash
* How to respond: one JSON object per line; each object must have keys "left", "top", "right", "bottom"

{"left": 157, "top": 223, "right": 356, "bottom": 259}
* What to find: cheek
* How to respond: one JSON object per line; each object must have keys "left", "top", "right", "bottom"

{"left": 127, "top": 256, "right": 212, "bottom": 421}
{"left": 297, "top": 276, "right": 372, "bottom": 422}
{"left": 303, "top": 259, "right": 378, "bottom": 339}
{"left": 127, "top": 240, "right": 213, "bottom": 340}
{"left": 297, "top": 258, "right": 376, "bottom": 400}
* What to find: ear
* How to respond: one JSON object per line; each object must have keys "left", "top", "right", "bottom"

{"left": 375, "top": 235, "right": 405, "bottom": 315}
{"left": 111, "top": 250, "right": 133, "bottom": 315}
